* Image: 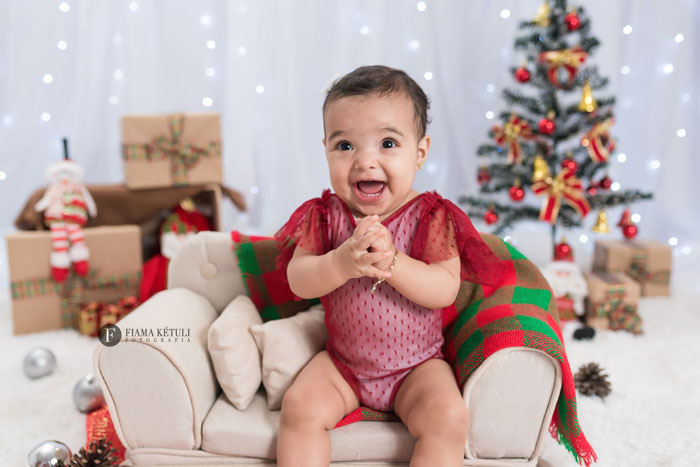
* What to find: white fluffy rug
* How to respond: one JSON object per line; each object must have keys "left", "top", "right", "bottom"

{"left": 2, "top": 271, "right": 699, "bottom": 466}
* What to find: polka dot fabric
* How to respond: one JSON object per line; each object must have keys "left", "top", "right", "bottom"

{"left": 274, "top": 189, "right": 508, "bottom": 412}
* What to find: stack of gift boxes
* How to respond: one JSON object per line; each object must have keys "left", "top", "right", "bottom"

{"left": 7, "top": 113, "right": 242, "bottom": 336}
{"left": 584, "top": 239, "right": 672, "bottom": 334}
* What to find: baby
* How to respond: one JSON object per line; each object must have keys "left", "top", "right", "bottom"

{"left": 274, "top": 65, "right": 506, "bottom": 467}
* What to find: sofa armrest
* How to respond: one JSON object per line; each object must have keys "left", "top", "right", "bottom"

{"left": 463, "top": 347, "right": 562, "bottom": 461}
{"left": 93, "top": 288, "right": 220, "bottom": 451}
{"left": 167, "top": 231, "right": 246, "bottom": 313}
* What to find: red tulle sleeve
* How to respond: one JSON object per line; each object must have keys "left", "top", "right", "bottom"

{"left": 410, "top": 192, "right": 507, "bottom": 288}
{"left": 273, "top": 189, "right": 332, "bottom": 280}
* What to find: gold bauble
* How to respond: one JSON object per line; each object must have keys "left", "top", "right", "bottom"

{"left": 534, "top": 2, "right": 551, "bottom": 27}
{"left": 592, "top": 209, "right": 610, "bottom": 233}
{"left": 578, "top": 79, "right": 598, "bottom": 113}
{"left": 532, "top": 154, "right": 550, "bottom": 182}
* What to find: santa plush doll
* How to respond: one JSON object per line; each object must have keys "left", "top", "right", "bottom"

{"left": 540, "top": 238, "right": 588, "bottom": 323}
{"left": 139, "top": 202, "right": 211, "bottom": 302}
{"left": 34, "top": 143, "right": 97, "bottom": 282}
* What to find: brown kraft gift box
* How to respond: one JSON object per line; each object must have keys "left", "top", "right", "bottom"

{"left": 593, "top": 239, "right": 671, "bottom": 297}
{"left": 122, "top": 113, "right": 222, "bottom": 190}
{"left": 7, "top": 225, "right": 142, "bottom": 335}
{"left": 584, "top": 272, "right": 641, "bottom": 333}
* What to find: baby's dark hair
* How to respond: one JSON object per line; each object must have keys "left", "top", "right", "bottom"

{"left": 322, "top": 65, "right": 431, "bottom": 138}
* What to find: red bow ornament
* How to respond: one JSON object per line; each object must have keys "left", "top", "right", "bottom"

{"left": 492, "top": 114, "right": 536, "bottom": 164}
{"left": 532, "top": 166, "right": 591, "bottom": 223}
{"left": 538, "top": 47, "right": 588, "bottom": 88}
{"left": 581, "top": 117, "right": 616, "bottom": 162}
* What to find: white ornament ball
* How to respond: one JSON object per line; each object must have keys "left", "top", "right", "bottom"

{"left": 27, "top": 440, "right": 72, "bottom": 466}
{"left": 73, "top": 374, "right": 105, "bottom": 413}
{"left": 23, "top": 347, "right": 56, "bottom": 379}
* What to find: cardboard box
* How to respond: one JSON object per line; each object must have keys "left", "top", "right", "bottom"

{"left": 584, "top": 272, "right": 641, "bottom": 333}
{"left": 593, "top": 239, "right": 671, "bottom": 297}
{"left": 7, "top": 226, "right": 142, "bottom": 335}
{"left": 122, "top": 113, "right": 222, "bottom": 190}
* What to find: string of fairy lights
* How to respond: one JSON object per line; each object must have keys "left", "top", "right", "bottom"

{"left": 0, "top": 1, "right": 693, "bottom": 258}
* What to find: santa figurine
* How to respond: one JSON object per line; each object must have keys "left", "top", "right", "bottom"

{"left": 540, "top": 238, "right": 588, "bottom": 326}
{"left": 34, "top": 139, "right": 97, "bottom": 283}
{"left": 139, "top": 200, "right": 211, "bottom": 302}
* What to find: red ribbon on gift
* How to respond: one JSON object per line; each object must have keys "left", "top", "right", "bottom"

{"left": 538, "top": 47, "right": 587, "bottom": 88}
{"left": 581, "top": 117, "right": 616, "bottom": 163}
{"left": 492, "top": 114, "right": 535, "bottom": 164}
{"left": 532, "top": 166, "right": 590, "bottom": 223}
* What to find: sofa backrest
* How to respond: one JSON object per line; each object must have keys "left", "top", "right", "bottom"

{"left": 168, "top": 231, "right": 246, "bottom": 313}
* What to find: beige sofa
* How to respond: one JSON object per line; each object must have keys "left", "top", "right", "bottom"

{"left": 93, "top": 231, "right": 562, "bottom": 467}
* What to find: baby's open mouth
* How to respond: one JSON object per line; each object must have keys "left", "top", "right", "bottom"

{"left": 355, "top": 181, "right": 386, "bottom": 197}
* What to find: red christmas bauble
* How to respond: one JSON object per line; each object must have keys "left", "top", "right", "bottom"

{"left": 477, "top": 167, "right": 491, "bottom": 185}
{"left": 587, "top": 185, "right": 597, "bottom": 196}
{"left": 554, "top": 241, "right": 573, "bottom": 261}
{"left": 538, "top": 117, "right": 556, "bottom": 135}
{"left": 561, "top": 158, "right": 578, "bottom": 173}
{"left": 565, "top": 11, "right": 581, "bottom": 31}
{"left": 622, "top": 224, "right": 638, "bottom": 239}
{"left": 484, "top": 210, "right": 499, "bottom": 225}
{"left": 598, "top": 176, "right": 612, "bottom": 190}
{"left": 509, "top": 185, "right": 525, "bottom": 201}
{"left": 515, "top": 67, "right": 531, "bottom": 83}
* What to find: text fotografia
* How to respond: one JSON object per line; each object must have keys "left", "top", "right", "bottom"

{"left": 99, "top": 324, "right": 192, "bottom": 346}
{"left": 124, "top": 327, "right": 192, "bottom": 342}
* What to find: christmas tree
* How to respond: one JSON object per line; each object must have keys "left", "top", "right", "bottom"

{"left": 459, "top": 0, "right": 652, "bottom": 248}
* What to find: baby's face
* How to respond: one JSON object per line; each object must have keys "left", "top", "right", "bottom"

{"left": 322, "top": 92, "right": 430, "bottom": 219}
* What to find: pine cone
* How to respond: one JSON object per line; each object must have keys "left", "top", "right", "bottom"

{"left": 69, "top": 438, "right": 119, "bottom": 467}
{"left": 574, "top": 362, "right": 611, "bottom": 398}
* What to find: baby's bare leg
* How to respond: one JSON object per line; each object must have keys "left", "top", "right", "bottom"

{"left": 277, "top": 350, "right": 360, "bottom": 467}
{"left": 393, "top": 358, "right": 470, "bottom": 467}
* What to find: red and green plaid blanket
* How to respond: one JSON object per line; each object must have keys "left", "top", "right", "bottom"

{"left": 231, "top": 230, "right": 596, "bottom": 466}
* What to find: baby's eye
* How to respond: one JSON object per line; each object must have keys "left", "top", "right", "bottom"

{"left": 337, "top": 141, "right": 353, "bottom": 151}
{"left": 381, "top": 139, "right": 397, "bottom": 149}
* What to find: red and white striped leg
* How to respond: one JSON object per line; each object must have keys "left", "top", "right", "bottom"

{"left": 67, "top": 223, "right": 90, "bottom": 276}
{"left": 50, "top": 222, "right": 70, "bottom": 282}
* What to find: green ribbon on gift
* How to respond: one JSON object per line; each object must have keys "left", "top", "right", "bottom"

{"left": 609, "top": 304, "right": 643, "bottom": 334}
{"left": 591, "top": 272, "right": 642, "bottom": 333}
{"left": 122, "top": 114, "right": 221, "bottom": 185}
{"left": 11, "top": 269, "right": 142, "bottom": 329}
{"left": 591, "top": 283, "right": 625, "bottom": 318}
{"left": 628, "top": 261, "right": 670, "bottom": 286}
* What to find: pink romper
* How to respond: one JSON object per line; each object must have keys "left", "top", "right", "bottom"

{"left": 275, "top": 189, "right": 507, "bottom": 412}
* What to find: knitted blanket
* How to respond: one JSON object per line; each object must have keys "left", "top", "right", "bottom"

{"left": 231, "top": 230, "right": 596, "bottom": 466}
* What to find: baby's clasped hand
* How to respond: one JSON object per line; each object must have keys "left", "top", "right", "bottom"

{"left": 331, "top": 215, "right": 395, "bottom": 282}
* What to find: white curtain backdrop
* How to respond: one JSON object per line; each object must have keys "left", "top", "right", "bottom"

{"left": 1, "top": 0, "right": 698, "bottom": 290}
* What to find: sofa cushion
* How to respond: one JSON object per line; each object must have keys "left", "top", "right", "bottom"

{"left": 208, "top": 295, "right": 263, "bottom": 410}
{"left": 249, "top": 305, "right": 327, "bottom": 410}
{"left": 201, "top": 390, "right": 415, "bottom": 462}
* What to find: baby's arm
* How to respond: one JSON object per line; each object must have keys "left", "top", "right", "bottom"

{"left": 369, "top": 221, "right": 461, "bottom": 309}
{"left": 287, "top": 215, "right": 393, "bottom": 299}
{"left": 386, "top": 253, "right": 461, "bottom": 310}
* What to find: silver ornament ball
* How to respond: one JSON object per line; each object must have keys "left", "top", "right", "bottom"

{"left": 73, "top": 373, "right": 105, "bottom": 413}
{"left": 23, "top": 347, "right": 56, "bottom": 379}
{"left": 27, "top": 440, "right": 72, "bottom": 467}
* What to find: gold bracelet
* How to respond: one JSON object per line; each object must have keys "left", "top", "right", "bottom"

{"left": 371, "top": 249, "right": 399, "bottom": 294}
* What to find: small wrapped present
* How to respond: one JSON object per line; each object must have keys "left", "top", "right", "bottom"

{"left": 7, "top": 226, "right": 142, "bottom": 335}
{"left": 555, "top": 294, "right": 576, "bottom": 321}
{"left": 584, "top": 271, "right": 642, "bottom": 334}
{"left": 593, "top": 239, "right": 672, "bottom": 296}
{"left": 121, "top": 113, "right": 222, "bottom": 189}
{"left": 77, "top": 296, "right": 140, "bottom": 337}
